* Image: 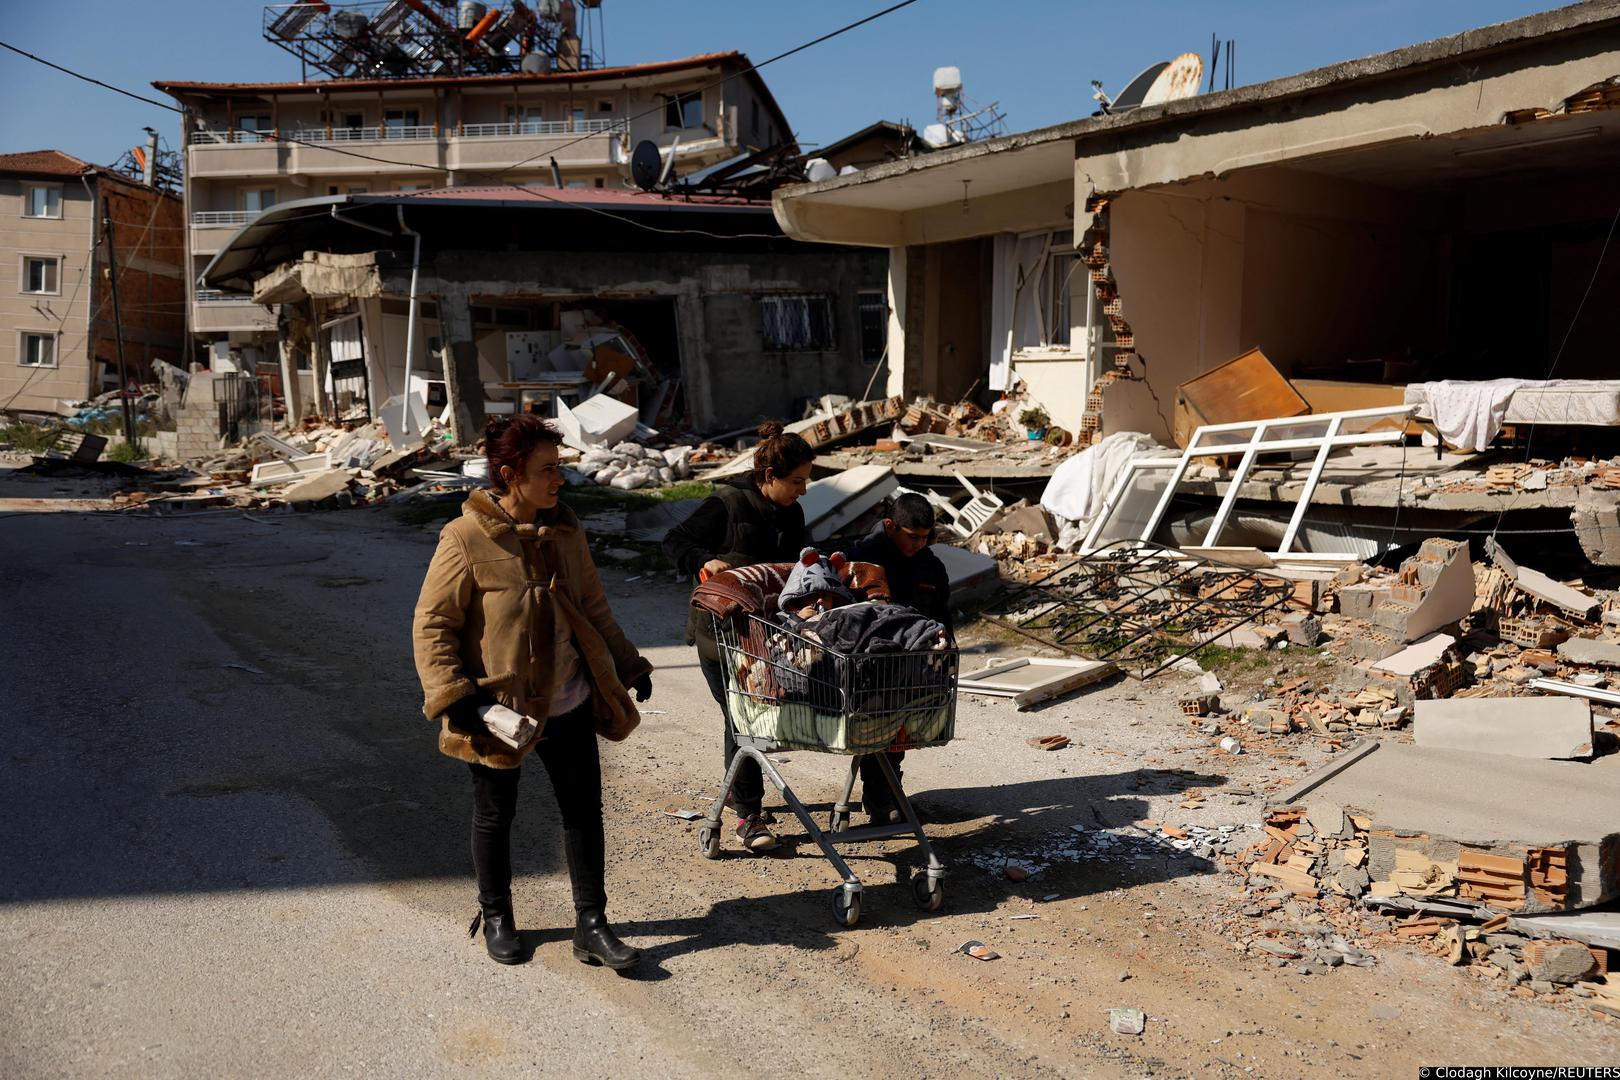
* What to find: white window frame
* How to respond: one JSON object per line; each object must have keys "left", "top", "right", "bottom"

{"left": 1083, "top": 405, "right": 1416, "bottom": 561}
{"left": 18, "top": 330, "right": 60, "bottom": 369}
{"left": 22, "top": 183, "right": 63, "bottom": 220}
{"left": 19, "top": 253, "right": 62, "bottom": 296}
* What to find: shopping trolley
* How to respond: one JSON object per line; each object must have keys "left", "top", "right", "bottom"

{"left": 698, "top": 611, "right": 958, "bottom": 927}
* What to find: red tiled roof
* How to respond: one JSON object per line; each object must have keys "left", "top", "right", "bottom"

{"left": 0, "top": 149, "right": 95, "bottom": 178}
{"left": 154, "top": 51, "right": 745, "bottom": 96}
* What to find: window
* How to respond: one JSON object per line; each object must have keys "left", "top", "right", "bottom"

{"left": 242, "top": 188, "right": 277, "bottom": 213}
{"left": 19, "top": 331, "right": 58, "bottom": 368}
{"left": 23, "top": 185, "right": 61, "bottom": 219}
{"left": 384, "top": 108, "right": 420, "bottom": 136}
{"left": 665, "top": 92, "right": 703, "bottom": 130}
{"left": 596, "top": 99, "right": 614, "bottom": 114}
{"left": 856, "top": 290, "right": 887, "bottom": 363}
{"left": 593, "top": 177, "right": 605, "bottom": 188}
{"left": 1008, "top": 229, "right": 1079, "bottom": 351}
{"left": 235, "top": 115, "right": 274, "bottom": 143}
{"left": 21, "top": 255, "right": 60, "bottom": 295}
{"left": 397, "top": 182, "right": 432, "bottom": 192}
{"left": 760, "top": 294, "right": 836, "bottom": 351}
{"left": 570, "top": 107, "right": 587, "bottom": 131}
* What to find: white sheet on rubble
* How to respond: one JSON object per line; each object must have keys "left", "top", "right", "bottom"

{"left": 478, "top": 702, "right": 539, "bottom": 750}
{"left": 1408, "top": 379, "right": 1525, "bottom": 451}
{"left": 1040, "top": 431, "right": 1163, "bottom": 527}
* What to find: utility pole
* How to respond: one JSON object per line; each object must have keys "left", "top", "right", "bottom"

{"left": 102, "top": 214, "right": 138, "bottom": 451}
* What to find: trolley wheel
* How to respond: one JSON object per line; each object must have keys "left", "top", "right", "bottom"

{"left": 829, "top": 809, "right": 850, "bottom": 834}
{"left": 832, "top": 886, "right": 861, "bottom": 928}
{"left": 698, "top": 826, "right": 721, "bottom": 860}
{"left": 912, "top": 872, "right": 944, "bottom": 912}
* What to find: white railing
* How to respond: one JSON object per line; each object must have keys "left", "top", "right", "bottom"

{"left": 290, "top": 125, "right": 436, "bottom": 143}
{"left": 194, "top": 289, "right": 254, "bottom": 304}
{"left": 461, "top": 118, "right": 626, "bottom": 138}
{"left": 192, "top": 210, "right": 258, "bottom": 227}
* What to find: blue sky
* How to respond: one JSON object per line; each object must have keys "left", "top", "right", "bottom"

{"left": 1, "top": 0, "right": 1565, "bottom": 166}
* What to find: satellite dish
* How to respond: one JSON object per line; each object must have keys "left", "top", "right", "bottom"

{"left": 1111, "top": 61, "right": 1169, "bottom": 111}
{"left": 630, "top": 140, "right": 662, "bottom": 190}
{"left": 1141, "top": 52, "right": 1204, "bottom": 107}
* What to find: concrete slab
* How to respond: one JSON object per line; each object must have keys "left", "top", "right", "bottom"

{"left": 1414, "top": 696, "right": 1594, "bottom": 760}
{"left": 1299, "top": 743, "right": 1620, "bottom": 910}
{"left": 284, "top": 469, "right": 358, "bottom": 506}
{"left": 1508, "top": 908, "right": 1620, "bottom": 950}
{"left": 1373, "top": 632, "right": 1455, "bottom": 676}
{"left": 798, "top": 465, "right": 898, "bottom": 543}
{"left": 932, "top": 543, "right": 999, "bottom": 597}
{"left": 250, "top": 454, "right": 333, "bottom": 485}
{"left": 1558, "top": 637, "right": 1620, "bottom": 669}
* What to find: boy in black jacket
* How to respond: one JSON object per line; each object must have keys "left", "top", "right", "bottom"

{"left": 846, "top": 493, "right": 953, "bottom": 824}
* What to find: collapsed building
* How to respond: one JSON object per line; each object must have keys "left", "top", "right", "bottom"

{"left": 772, "top": 2, "right": 1620, "bottom": 563}
{"left": 194, "top": 186, "right": 886, "bottom": 443}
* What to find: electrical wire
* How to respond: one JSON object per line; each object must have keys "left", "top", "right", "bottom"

{"left": 0, "top": 40, "right": 182, "bottom": 113}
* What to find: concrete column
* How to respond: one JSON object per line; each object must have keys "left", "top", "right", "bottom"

{"left": 308, "top": 298, "right": 332, "bottom": 417}
{"left": 899, "top": 243, "right": 929, "bottom": 400}
{"left": 883, "top": 246, "right": 907, "bottom": 400}
{"left": 277, "top": 328, "right": 304, "bottom": 425}
{"left": 673, "top": 286, "right": 711, "bottom": 429}
{"left": 436, "top": 291, "right": 485, "bottom": 446}
{"left": 357, "top": 296, "right": 388, "bottom": 419}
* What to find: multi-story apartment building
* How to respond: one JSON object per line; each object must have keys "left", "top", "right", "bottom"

{"left": 154, "top": 52, "right": 792, "bottom": 371}
{"left": 0, "top": 150, "right": 186, "bottom": 416}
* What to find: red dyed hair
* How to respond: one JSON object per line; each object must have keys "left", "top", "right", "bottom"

{"left": 484, "top": 413, "right": 563, "bottom": 491}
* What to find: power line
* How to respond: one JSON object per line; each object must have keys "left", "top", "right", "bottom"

{"left": 0, "top": 39, "right": 182, "bottom": 113}
{"left": 492, "top": 0, "right": 925, "bottom": 178}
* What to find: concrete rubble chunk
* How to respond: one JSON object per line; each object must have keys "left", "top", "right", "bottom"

{"left": 284, "top": 468, "right": 359, "bottom": 506}
{"left": 1557, "top": 636, "right": 1620, "bottom": 669}
{"left": 1413, "top": 696, "right": 1594, "bottom": 760}
{"left": 1293, "top": 743, "right": 1620, "bottom": 911}
{"left": 1371, "top": 632, "right": 1456, "bottom": 677}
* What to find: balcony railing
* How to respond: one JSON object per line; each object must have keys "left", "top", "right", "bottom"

{"left": 192, "top": 210, "right": 259, "bottom": 227}
{"left": 461, "top": 118, "right": 625, "bottom": 138}
{"left": 194, "top": 289, "right": 257, "bottom": 304}
{"left": 191, "top": 119, "right": 626, "bottom": 146}
{"left": 289, "top": 125, "right": 437, "bottom": 143}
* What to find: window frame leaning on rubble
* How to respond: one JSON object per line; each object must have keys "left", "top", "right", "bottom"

{"left": 1083, "top": 405, "right": 1416, "bottom": 561}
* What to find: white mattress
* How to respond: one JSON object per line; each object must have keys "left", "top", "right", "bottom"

{"left": 1404, "top": 380, "right": 1620, "bottom": 426}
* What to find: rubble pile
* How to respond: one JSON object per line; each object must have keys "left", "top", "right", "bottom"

{"left": 567, "top": 442, "right": 695, "bottom": 490}
{"left": 1216, "top": 802, "right": 1618, "bottom": 1013}
{"left": 1415, "top": 454, "right": 1620, "bottom": 498}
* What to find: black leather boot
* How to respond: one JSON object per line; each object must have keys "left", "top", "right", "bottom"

{"left": 572, "top": 908, "right": 640, "bottom": 970}
{"left": 469, "top": 897, "right": 524, "bottom": 965}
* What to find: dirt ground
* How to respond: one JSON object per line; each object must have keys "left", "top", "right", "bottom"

{"left": 1, "top": 464, "right": 1614, "bottom": 1078}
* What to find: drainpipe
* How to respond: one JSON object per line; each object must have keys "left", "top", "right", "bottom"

{"left": 397, "top": 205, "right": 423, "bottom": 443}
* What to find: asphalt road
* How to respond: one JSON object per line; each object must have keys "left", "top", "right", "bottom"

{"left": 3, "top": 474, "right": 1613, "bottom": 1079}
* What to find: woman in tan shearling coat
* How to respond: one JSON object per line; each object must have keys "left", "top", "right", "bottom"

{"left": 413, "top": 414, "right": 652, "bottom": 969}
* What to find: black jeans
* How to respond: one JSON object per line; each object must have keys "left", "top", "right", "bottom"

{"left": 467, "top": 700, "right": 606, "bottom": 915}
{"left": 858, "top": 750, "right": 906, "bottom": 809}
{"left": 699, "top": 653, "right": 763, "bottom": 818}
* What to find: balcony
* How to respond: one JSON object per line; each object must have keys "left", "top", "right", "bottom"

{"left": 185, "top": 120, "right": 633, "bottom": 178}
{"left": 192, "top": 290, "right": 276, "bottom": 334}
{"left": 190, "top": 210, "right": 260, "bottom": 256}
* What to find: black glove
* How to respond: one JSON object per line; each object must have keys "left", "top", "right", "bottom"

{"left": 444, "top": 695, "right": 484, "bottom": 736}
{"left": 630, "top": 673, "right": 653, "bottom": 703}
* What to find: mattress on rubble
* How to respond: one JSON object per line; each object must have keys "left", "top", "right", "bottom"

{"left": 1403, "top": 379, "right": 1620, "bottom": 426}
{"left": 726, "top": 688, "right": 954, "bottom": 755}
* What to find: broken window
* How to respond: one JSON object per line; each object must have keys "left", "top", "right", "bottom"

{"left": 665, "top": 92, "right": 704, "bottom": 130}
{"left": 857, "top": 289, "right": 887, "bottom": 363}
{"left": 1009, "top": 229, "right": 1077, "bottom": 352}
{"left": 760, "top": 294, "right": 835, "bottom": 351}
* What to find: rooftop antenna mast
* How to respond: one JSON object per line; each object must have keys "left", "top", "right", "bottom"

{"left": 922, "top": 65, "right": 1007, "bottom": 148}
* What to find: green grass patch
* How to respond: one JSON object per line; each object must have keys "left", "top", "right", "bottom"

{"left": 0, "top": 421, "right": 59, "bottom": 454}
{"left": 107, "top": 440, "right": 147, "bottom": 463}
{"left": 393, "top": 480, "right": 712, "bottom": 530}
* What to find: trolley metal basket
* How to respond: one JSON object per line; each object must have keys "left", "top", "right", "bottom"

{"left": 699, "top": 611, "right": 958, "bottom": 927}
